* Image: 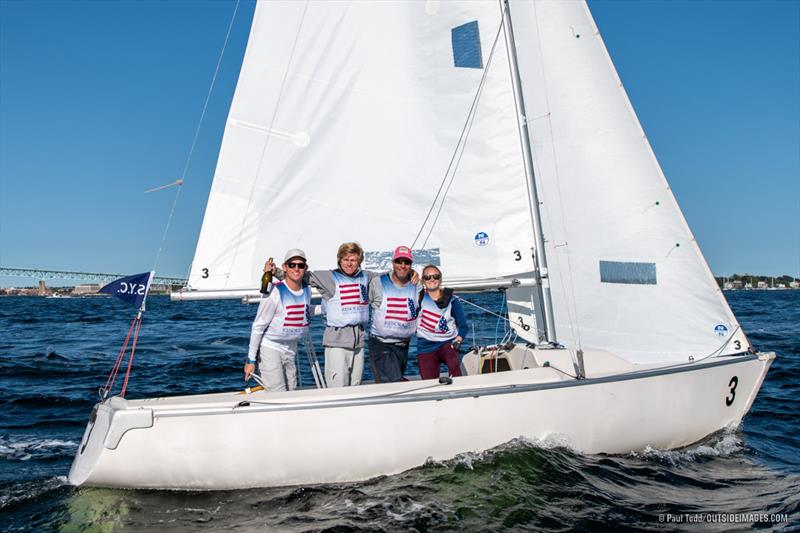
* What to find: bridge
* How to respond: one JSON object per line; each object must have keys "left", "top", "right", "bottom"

{"left": 0, "top": 267, "right": 187, "bottom": 286}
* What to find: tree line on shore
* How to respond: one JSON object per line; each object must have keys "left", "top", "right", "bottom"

{"left": 714, "top": 274, "right": 799, "bottom": 289}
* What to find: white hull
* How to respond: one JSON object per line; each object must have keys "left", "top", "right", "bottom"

{"left": 69, "top": 348, "right": 773, "bottom": 490}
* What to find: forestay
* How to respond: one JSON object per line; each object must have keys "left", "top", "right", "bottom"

{"left": 189, "top": 0, "right": 536, "bottom": 294}
{"left": 508, "top": 0, "right": 747, "bottom": 362}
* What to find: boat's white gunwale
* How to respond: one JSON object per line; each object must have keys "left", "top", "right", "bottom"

{"left": 149, "top": 353, "right": 765, "bottom": 418}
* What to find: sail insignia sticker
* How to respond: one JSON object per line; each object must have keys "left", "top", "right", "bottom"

{"left": 451, "top": 21, "right": 483, "bottom": 69}
{"left": 714, "top": 324, "right": 729, "bottom": 337}
{"left": 474, "top": 232, "right": 489, "bottom": 247}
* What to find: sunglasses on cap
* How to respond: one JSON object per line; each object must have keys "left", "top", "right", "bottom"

{"left": 286, "top": 262, "right": 307, "bottom": 270}
{"left": 423, "top": 274, "right": 441, "bottom": 281}
{"left": 393, "top": 259, "right": 412, "bottom": 265}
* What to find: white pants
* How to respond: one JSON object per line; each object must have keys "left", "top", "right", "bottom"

{"left": 258, "top": 345, "right": 297, "bottom": 392}
{"left": 324, "top": 346, "right": 364, "bottom": 387}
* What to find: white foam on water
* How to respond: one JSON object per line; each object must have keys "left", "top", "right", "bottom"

{"left": 630, "top": 430, "right": 744, "bottom": 465}
{"left": 423, "top": 434, "right": 577, "bottom": 471}
{"left": 385, "top": 500, "right": 426, "bottom": 522}
{"left": 0, "top": 475, "right": 68, "bottom": 509}
{"left": 512, "top": 434, "right": 578, "bottom": 451}
{"left": 0, "top": 435, "right": 78, "bottom": 461}
{"left": 343, "top": 498, "right": 369, "bottom": 516}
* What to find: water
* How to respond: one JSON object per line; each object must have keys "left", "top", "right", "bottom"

{"left": 1, "top": 291, "right": 798, "bottom": 531}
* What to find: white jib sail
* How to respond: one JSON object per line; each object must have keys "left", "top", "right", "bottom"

{"left": 507, "top": 0, "right": 748, "bottom": 362}
{"left": 189, "top": 0, "right": 536, "bottom": 290}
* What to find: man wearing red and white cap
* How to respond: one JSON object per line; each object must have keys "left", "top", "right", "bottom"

{"left": 368, "top": 246, "right": 420, "bottom": 382}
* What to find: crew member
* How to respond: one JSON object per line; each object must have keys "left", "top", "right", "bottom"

{"left": 368, "top": 246, "right": 419, "bottom": 382}
{"left": 244, "top": 249, "right": 311, "bottom": 391}
{"left": 416, "top": 264, "right": 468, "bottom": 380}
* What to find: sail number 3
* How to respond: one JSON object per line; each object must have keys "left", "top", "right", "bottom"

{"left": 725, "top": 376, "right": 738, "bottom": 406}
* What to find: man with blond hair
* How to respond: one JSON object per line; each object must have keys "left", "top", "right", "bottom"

{"left": 268, "top": 242, "right": 379, "bottom": 387}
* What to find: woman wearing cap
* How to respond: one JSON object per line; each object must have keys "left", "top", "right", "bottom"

{"left": 367, "top": 246, "right": 419, "bottom": 383}
{"left": 416, "top": 264, "right": 468, "bottom": 380}
{"left": 244, "top": 249, "right": 312, "bottom": 391}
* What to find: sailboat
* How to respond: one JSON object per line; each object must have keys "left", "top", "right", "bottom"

{"left": 69, "top": 0, "right": 773, "bottom": 490}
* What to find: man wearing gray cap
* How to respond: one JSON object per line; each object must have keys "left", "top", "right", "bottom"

{"left": 244, "top": 249, "right": 312, "bottom": 391}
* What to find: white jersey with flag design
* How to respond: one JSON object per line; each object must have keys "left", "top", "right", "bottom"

{"left": 370, "top": 274, "right": 418, "bottom": 339}
{"left": 264, "top": 282, "right": 311, "bottom": 342}
{"left": 323, "top": 271, "right": 369, "bottom": 328}
{"left": 416, "top": 293, "right": 457, "bottom": 343}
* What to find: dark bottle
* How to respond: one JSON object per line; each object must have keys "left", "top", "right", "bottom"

{"left": 260, "top": 257, "right": 274, "bottom": 294}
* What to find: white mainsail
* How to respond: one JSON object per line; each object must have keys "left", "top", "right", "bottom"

{"left": 509, "top": 0, "right": 747, "bottom": 362}
{"left": 189, "top": 0, "right": 747, "bottom": 363}
{"left": 189, "top": 0, "right": 536, "bottom": 292}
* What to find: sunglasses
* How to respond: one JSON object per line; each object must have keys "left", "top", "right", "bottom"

{"left": 286, "top": 262, "right": 307, "bottom": 270}
{"left": 423, "top": 274, "right": 441, "bottom": 281}
{"left": 393, "top": 259, "right": 412, "bottom": 265}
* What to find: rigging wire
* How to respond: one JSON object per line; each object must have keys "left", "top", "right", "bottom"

{"left": 493, "top": 291, "right": 507, "bottom": 345}
{"left": 410, "top": 6, "right": 508, "bottom": 250}
{"left": 154, "top": 0, "right": 242, "bottom": 278}
{"left": 101, "top": 2, "right": 241, "bottom": 399}
{"left": 453, "top": 294, "right": 510, "bottom": 323}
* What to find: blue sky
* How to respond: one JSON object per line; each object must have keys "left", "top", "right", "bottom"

{"left": 1, "top": 0, "right": 798, "bottom": 287}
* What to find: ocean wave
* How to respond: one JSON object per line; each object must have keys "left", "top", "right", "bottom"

{"left": 630, "top": 429, "right": 744, "bottom": 465}
{"left": 68, "top": 316, "right": 107, "bottom": 324}
{"left": 0, "top": 476, "right": 69, "bottom": 510}
{"left": 7, "top": 395, "right": 89, "bottom": 408}
{"left": 421, "top": 435, "right": 577, "bottom": 473}
{"left": 0, "top": 435, "right": 78, "bottom": 462}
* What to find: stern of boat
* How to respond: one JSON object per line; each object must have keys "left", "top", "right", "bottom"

{"left": 68, "top": 397, "right": 153, "bottom": 486}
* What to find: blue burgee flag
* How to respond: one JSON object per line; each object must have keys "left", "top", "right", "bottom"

{"left": 99, "top": 271, "right": 153, "bottom": 310}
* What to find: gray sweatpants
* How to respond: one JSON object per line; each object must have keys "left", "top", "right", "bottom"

{"left": 258, "top": 345, "right": 297, "bottom": 392}
{"left": 324, "top": 346, "right": 364, "bottom": 387}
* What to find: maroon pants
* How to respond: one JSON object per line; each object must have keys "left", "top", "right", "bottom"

{"left": 418, "top": 343, "right": 462, "bottom": 380}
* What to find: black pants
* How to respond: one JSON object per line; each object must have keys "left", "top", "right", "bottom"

{"left": 368, "top": 337, "right": 409, "bottom": 383}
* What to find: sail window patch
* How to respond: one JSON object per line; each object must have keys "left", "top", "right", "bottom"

{"left": 364, "top": 248, "right": 440, "bottom": 271}
{"left": 599, "top": 261, "right": 657, "bottom": 285}
{"left": 451, "top": 21, "right": 482, "bottom": 69}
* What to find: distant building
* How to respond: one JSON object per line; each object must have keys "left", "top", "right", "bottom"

{"left": 731, "top": 280, "right": 743, "bottom": 289}
{"left": 73, "top": 284, "right": 101, "bottom": 295}
{"left": 791, "top": 281, "right": 800, "bottom": 289}
{"left": 757, "top": 281, "right": 768, "bottom": 289}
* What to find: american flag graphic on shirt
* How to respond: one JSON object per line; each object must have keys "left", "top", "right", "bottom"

{"left": 419, "top": 308, "right": 449, "bottom": 333}
{"left": 283, "top": 303, "right": 308, "bottom": 327}
{"left": 385, "top": 297, "right": 417, "bottom": 322}
{"left": 339, "top": 283, "right": 368, "bottom": 306}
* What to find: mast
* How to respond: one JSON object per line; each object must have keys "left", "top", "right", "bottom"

{"left": 498, "top": 0, "right": 557, "bottom": 344}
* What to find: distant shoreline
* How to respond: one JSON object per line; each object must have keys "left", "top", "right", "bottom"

{"left": 714, "top": 274, "right": 799, "bottom": 291}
